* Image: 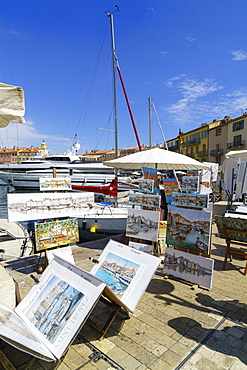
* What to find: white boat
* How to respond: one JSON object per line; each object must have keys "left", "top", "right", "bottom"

{"left": 0, "top": 142, "right": 130, "bottom": 191}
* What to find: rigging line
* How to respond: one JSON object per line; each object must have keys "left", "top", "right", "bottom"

{"left": 75, "top": 22, "right": 110, "bottom": 137}
{"left": 0, "top": 21, "right": 15, "bottom": 84}
{"left": 94, "top": 105, "right": 114, "bottom": 151}
{"left": 58, "top": 22, "right": 109, "bottom": 153}
{"left": 152, "top": 101, "right": 168, "bottom": 149}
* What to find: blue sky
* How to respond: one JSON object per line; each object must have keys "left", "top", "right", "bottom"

{"left": 1, "top": 1, "right": 247, "bottom": 154}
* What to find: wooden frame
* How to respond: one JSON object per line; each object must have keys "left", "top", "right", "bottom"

{"left": 223, "top": 225, "right": 247, "bottom": 275}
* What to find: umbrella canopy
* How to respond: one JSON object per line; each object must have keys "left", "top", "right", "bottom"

{"left": 0, "top": 82, "right": 26, "bottom": 127}
{"left": 104, "top": 147, "right": 209, "bottom": 171}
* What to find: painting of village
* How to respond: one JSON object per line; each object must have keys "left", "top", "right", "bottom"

{"left": 166, "top": 206, "right": 212, "bottom": 255}
{"left": 172, "top": 193, "right": 209, "bottom": 209}
{"left": 35, "top": 218, "right": 79, "bottom": 251}
{"left": 7, "top": 192, "right": 94, "bottom": 222}
{"left": 94, "top": 251, "right": 140, "bottom": 297}
{"left": 163, "top": 178, "right": 179, "bottom": 203}
{"left": 181, "top": 176, "right": 199, "bottom": 192}
{"left": 129, "top": 193, "right": 161, "bottom": 208}
{"left": 25, "top": 275, "right": 84, "bottom": 344}
{"left": 126, "top": 209, "right": 160, "bottom": 242}
{"left": 138, "top": 179, "right": 154, "bottom": 193}
{"left": 142, "top": 167, "right": 159, "bottom": 193}
{"left": 163, "top": 247, "right": 214, "bottom": 289}
{"left": 39, "top": 177, "right": 72, "bottom": 191}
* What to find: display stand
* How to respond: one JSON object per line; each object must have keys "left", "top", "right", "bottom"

{"left": 87, "top": 290, "right": 130, "bottom": 340}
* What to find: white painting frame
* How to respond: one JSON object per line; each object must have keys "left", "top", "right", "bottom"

{"left": 39, "top": 177, "right": 72, "bottom": 191}
{"left": 90, "top": 239, "right": 161, "bottom": 312}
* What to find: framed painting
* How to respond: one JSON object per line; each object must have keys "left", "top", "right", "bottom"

{"left": 172, "top": 192, "right": 209, "bottom": 209}
{"left": 163, "top": 247, "right": 214, "bottom": 289}
{"left": 166, "top": 205, "right": 212, "bottom": 255}
{"left": 129, "top": 193, "right": 161, "bottom": 208}
{"left": 181, "top": 176, "right": 199, "bottom": 192}
{"left": 126, "top": 208, "right": 160, "bottom": 242}
{"left": 39, "top": 177, "right": 72, "bottom": 191}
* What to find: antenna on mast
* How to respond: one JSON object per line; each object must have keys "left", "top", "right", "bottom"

{"left": 105, "top": 5, "right": 120, "bottom": 16}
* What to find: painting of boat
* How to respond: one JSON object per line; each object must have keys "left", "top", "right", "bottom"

{"left": 166, "top": 205, "right": 212, "bottom": 255}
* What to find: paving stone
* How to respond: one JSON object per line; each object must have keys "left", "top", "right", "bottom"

{"left": 160, "top": 349, "right": 182, "bottom": 367}
{"left": 118, "top": 353, "right": 142, "bottom": 370}
{"left": 226, "top": 326, "right": 245, "bottom": 339}
{"left": 230, "top": 359, "right": 247, "bottom": 369}
{"left": 134, "top": 348, "right": 157, "bottom": 367}
{"left": 149, "top": 357, "right": 173, "bottom": 370}
{"left": 194, "top": 356, "right": 218, "bottom": 370}
{"left": 211, "top": 351, "right": 235, "bottom": 368}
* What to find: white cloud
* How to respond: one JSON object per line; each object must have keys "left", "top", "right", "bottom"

{"left": 163, "top": 74, "right": 186, "bottom": 88}
{"left": 160, "top": 51, "right": 168, "bottom": 57}
{"left": 148, "top": 7, "right": 155, "bottom": 14}
{"left": 229, "top": 50, "right": 247, "bottom": 61}
{"left": 185, "top": 36, "right": 196, "bottom": 42}
{"left": 0, "top": 119, "right": 70, "bottom": 153}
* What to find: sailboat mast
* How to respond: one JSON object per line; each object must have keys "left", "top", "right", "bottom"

{"left": 149, "top": 97, "right": 153, "bottom": 148}
{"left": 108, "top": 12, "right": 118, "bottom": 159}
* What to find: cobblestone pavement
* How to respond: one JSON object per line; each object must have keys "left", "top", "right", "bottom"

{"left": 1, "top": 222, "right": 247, "bottom": 370}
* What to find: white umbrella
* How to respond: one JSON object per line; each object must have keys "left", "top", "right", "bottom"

{"left": 104, "top": 147, "right": 209, "bottom": 171}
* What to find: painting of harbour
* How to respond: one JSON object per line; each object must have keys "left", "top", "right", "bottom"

{"left": 163, "top": 247, "right": 214, "bottom": 289}
{"left": 26, "top": 275, "right": 84, "bottom": 344}
{"left": 171, "top": 192, "right": 209, "bottom": 209}
{"left": 129, "top": 241, "right": 153, "bottom": 254}
{"left": 94, "top": 252, "right": 140, "bottom": 297}
{"left": 129, "top": 193, "right": 161, "bottom": 208}
{"left": 181, "top": 176, "right": 199, "bottom": 192}
{"left": 126, "top": 208, "right": 160, "bottom": 242}
{"left": 166, "top": 206, "right": 212, "bottom": 255}
{"left": 7, "top": 192, "right": 94, "bottom": 222}
{"left": 163, "top": 178, "right": 179, "bottom": 203}
{"left": 138, "top": 179, "right": 154, "bottom": 194}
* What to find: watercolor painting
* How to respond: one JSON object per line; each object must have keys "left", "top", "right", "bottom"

{"left": 166, "top": 206, "right": 212, "bottom": 255}
{"left": 94, "top": 251, "right": 140, "bottom": 297}
{"left": 129, "top": 241, "right": 153, "bottom": 254}
{"left": 163, "top": 178, "right": 179, "bottom": 203}
{"left": 172, "top": 193, "right": 209, "bottom": 209}
{"left": 126, "top": 208, "right": 160, "bottom": 242}
{"left": 181, "top": 176, "right": 199, "bottom": 192}
{"left": 35, "top": 218, "right": 79, "bottom": 251}
{"left": 138, "top": 179, "right": 154, "bottom": 194}
{"left": 129, "top": 193, "right": 161, "bottom": 208}
{"left": 26, "top": 275, "right": 84, "bottom": 344}
{"left": 39, "top": 177, "right": 72, "bottom": 191}
{"left": 163, "top": 247, "right": 214, "bottom": 289}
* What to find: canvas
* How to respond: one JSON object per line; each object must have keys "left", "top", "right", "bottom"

{"left": 171, "top": 192, "right": 209, "bottom": 209}
{"left": 142, "top": 167, "right": 159, "bottom": 193}
{"left": 163, "top": 247, "right": 214, "bottom": 289}
{"left": 0, "top": 256, "right": 106, "bottom": 361}
{"left": 129, "top": 193, "right": 161, "bottom": 208}
{"left": 90, "top": 239, "right": 161, "bottom": 312}
{"left": 166, "top": 205, "right": 212, "bottom": 255}
{"left": 138, "top": 179, "right": 154, "bottom": 194}
{"left": 163, "top": 178, "right": 179, "bottom": 203}
{"left": 181, "top": 176, "right": 199, "bottom": 192}
{"left": 129, "top": 240, "right": 153, "bottom": 254}
{"left": 126, "top": 208, "right": 160, "bottom": 242}
{"left": 39, "top": 177, "right": 72, "bottom": 191}
{"left": 7, "top": 192, "right": 94, "bottom": 222}
{"left": 35, "top": 218, "right": 79, "bottom": 251}
{"left": 46, "top": 246, "right": 75, "bottom": 264}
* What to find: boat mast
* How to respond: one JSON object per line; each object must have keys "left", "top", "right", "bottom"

{"left": 149, "top": 97, "right": 153, "bottom": 148}
{"left": 108, "top": 8, "right": 119, "bottom": 159}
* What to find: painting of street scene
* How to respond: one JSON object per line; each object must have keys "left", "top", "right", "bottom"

{"left": 181, "top": 176, "right": 199, "bottom": 192}
{"left": 163, "top": 178, "right": 179, "bottom": 203}
{"left": 163, "top": 247, "right": 214, "bottom": 289}
{"left": 126, "top": 209, "right": 160, "bottom": 242}
{"left": 129, "top": 241, "right": 153, "bottom": 254}
{"left": 35, "top": 218, "right": 79, "bottom": 251}
{"left": 94, "top": 252, "right": 140, "bottom": 297}
{"left": 26, "top": 275, "right": 84, "bottom": 344}
{"left": 166, "top": 206, "right": 212, "bottom": 255}
{"left": 129, "top": 193, "right": 161, "bottom": 208}
{"left": 172, "top": 193, "right": 209, "bottom": 209}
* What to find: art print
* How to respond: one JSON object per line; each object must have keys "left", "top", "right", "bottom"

{"left": 94, "top": 252, "right": 140, "bottom": 297}
{"left": 129, "top": 193, "right": 161, "bottom": 208}
{"left": 163, "top": 178, "right": 179, "bottom": 203}
{"left": 25, "top": 275, "right": 84, "bottom": 344}
{"left": 142, "top": 167, "right": 159, "bottom": 193}
{"left": 39, "top": 177, "right": 72, "bottom": 191}
{"left": 163, "top": 247, "right": 214, "bottom": 289}
{"left": 181, "top": 176, "right": 199, "bottom": 192}
{"left": 138, "top": 179, "right": 154, "bottom": 194}
{"left": 172, "top": 193, "right": 209, "bottom": 209}
{"left": 126, "top": 208, "right": 160, "bottom": 242}
{"left": 7, "top": 192, "right": 94, "bottom": 222}
{"left": 35, "top": 218, "right": 79, "bottom": 251}
{"left": 166, "top": 206, "right": 212, "bottom": 255}
{"left": 129, "top": 240, "right": 153, "bottom": 254}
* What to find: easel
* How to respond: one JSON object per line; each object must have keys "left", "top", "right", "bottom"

{"left": 87, "top": 287, "right": 130, "bottom": 340}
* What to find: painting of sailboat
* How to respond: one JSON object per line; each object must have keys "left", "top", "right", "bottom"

{"left": 166, "top": 206, "right": 212, "bottom": 255}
